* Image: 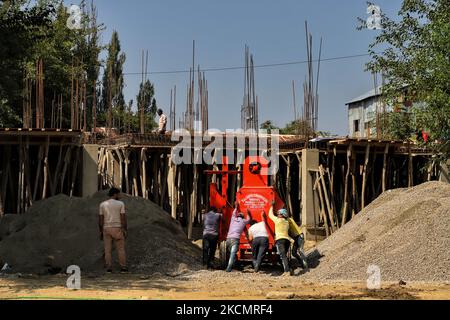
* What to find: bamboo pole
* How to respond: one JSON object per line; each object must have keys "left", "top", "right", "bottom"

{"left": 69, "top": 148, "right": 80, "bottom": 197}
{"left": 60, "top": 146, "right": 73, "bottom": 193}
{"left": 42, "top": 136, "right": 50, "bottom": 199}
{"left": 408, "top": 142, "right": 413, "bottom": 187}
{"left": 361, "top": 143, "right": 370, "bottom": 209}
{"left": 160, "top": 153, "right": 169, "bottom": 206}
{"left": 351, "top": 148, "right": 357, "bottom": 218}
{"left": 71, "top": 59, "right": 74, "bottom": 129}
{"left": 33, "top": 146, "right": 44, "bottom": 201}
{"left": 341, "top": 143, "right": 352, "bottom": 227}
{"left": 152, "top": 153, "right": 160, "bottom": 203}
{"left": 281, "top": 155, "right": 293, "bottom": 214}
{"left": 115, "top": 149, "right": 124, "bottom": 192}
{"left": 295, "top": 153, "right": 302, "bottom": 205}
{"left": 189, "top": 164, "right": 199, "bottom": 239}
{"left": 319, "top": 165, "right": 336, "bottom": 232}
{"left": 313, "top": 172, "right": 330, "bottom": 237}
{"left": 17, "top": 136, "right": 24, "bottom": 214}
{"left": 132, "top": 152, "right": 139, "bottom": 196}
{"left": 170, "top": 160, "right": 177, "bottom": 219}
{"left": 427, "top": 160, "right": 434, "bottom": 182}
{"left": 141, "top": 148, "right": 148, "bottom": 199}
{"left": 123, "top": 149, "right": 130, "bottom": 194}
{"left": 1, "top": 147, "right": 11, "bottom": 215}
{"left": 51, "top": 144, "right": 64, "bottom": 196}
{"left": 24, "top": 138, "right": 32, "bottom": 210}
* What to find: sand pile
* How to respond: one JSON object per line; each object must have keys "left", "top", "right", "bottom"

{"left": 305, "top": 181, "right": 450, "bottom": 282}
{"left": 0, "top": 191, "right": 201, "bottom": 275}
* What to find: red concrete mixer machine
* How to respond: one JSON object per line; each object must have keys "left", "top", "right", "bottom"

{"left": 205, "top": 156, "right": 285, "bottom": 268}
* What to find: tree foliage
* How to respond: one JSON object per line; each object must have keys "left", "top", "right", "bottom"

{"left": 0, "top": 0, "right": 155, "bottom": 133}
{"left": 362, "top": 0, "right": 450, "bottom": 159}
{"left": 260, "top": 120, "right": 279, "bottom": 132}
{"left": 280, "top": 119, "right": 315, "bottom": 136}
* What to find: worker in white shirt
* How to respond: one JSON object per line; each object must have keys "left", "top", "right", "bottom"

{"left": 157, "top": 109, "right": 167, "bottom": 134}
{"left": 248, "top": 211, "right": 269, "bottom": 273}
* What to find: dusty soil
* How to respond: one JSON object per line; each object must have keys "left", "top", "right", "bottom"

{"left": 0, "top": 271, "right": 448, "bottom": 300}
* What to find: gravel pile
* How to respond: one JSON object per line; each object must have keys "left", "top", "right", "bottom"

{"left": 0, "top": 191, "right": 201, "bottom": 275}
{"left": 304, "top": 181, "right": 450, "bottom": 282}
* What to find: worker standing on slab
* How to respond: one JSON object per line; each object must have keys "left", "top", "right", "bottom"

{"left": 202, "top": 205, "right": 222, "bottom": 269}
{"left": 157, "top": 109, "right": 167, "bottom": 135}
{"left": 248, "top": 212, "right": 269, "bottom": 273}
{"left": 288, "top": 216, "right": 309, "bottom": 270}
{"left": 268, "top": 201, "right": 292, "bottom": 276}
{"left": 99, "top": 188, "right": 128, "bottom": 274}
{"left": 225, "top": 201, "right": 252, "bottom": 272}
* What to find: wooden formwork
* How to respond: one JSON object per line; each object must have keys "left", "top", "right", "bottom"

{"left": 276, "top": 138, "right": 438, "bottom": 238}
{"left": 0, "top": 129, "right": 83, "bottom": 215}
{"left": 0, "top": 131, "right": 439, "bottom": 242}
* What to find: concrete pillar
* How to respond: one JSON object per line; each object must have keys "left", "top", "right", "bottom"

{"left": 301, "top": 148, "right": 320, "bottom": 240}
{"left": 82, "top": 144, "right": 99, "bottom": 197}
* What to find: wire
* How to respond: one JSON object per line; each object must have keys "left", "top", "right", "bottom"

{"left": 122, "top": 52, "right": 372, "bottom": 76}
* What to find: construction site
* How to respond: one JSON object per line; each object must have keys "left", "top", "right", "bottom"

{"left": 0, "top": 0, "right": 449, "bottom": 301}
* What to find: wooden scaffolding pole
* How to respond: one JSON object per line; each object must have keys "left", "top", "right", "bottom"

{"left": 41, "top": 136, "right": 50, "bottom": 199}
{"left": 341, "top": 143, "right": 352, "bottom": 227}
{"left": 361, "top": 143, "right": 370, "bottom": 209}
{"left": 382, "top": 144, "right": 389, "bottom": 192}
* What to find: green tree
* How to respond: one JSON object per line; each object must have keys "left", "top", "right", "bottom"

{"left": 136, "top": 79, "right": 158, "bottom": 131}
{"left": 260, "top": 120, "right": 279, "bottom": 132}
{"left": 0, "top": 0, "right": 55, "bottom": 126}
{"left": 0, "top": 0, "right": 103, "bottom": 129}
{"left": 100, "top": 30, "right": 126, "bottom": 130}
{"left": 362, "top": 0, "right": 450, "bottom": 159}
{"left": 281, "top": 119, "right": 315, "bottom": 136}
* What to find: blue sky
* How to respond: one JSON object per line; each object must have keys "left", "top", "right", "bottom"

{"left": 79, "top": 0, "right": 402, "bottom": 134}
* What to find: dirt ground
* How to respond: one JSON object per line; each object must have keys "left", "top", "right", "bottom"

{"left": 0, "top": 271, "right": 448, "bottom": 300}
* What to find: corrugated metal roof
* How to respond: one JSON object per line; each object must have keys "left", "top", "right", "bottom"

{"left": 346, "top": 86, "right": 383, "bottom": 105}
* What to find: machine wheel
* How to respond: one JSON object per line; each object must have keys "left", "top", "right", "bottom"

{"left": 219, "top": 241, "right": 228, "bottom": 269}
